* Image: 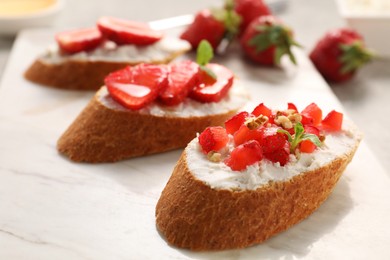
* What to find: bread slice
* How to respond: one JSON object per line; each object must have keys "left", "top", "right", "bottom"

{"left": 155, "top": 123, "right": 362, "bottom": 251}
{"left": 57, "top": 84, "right": 248, "bottom": 162}
{"left": 25, "top": 37, "right": 190, "bottom": 90}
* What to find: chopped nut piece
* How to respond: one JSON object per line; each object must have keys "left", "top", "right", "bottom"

{"left": 275, "top": 115, "right": 293, "bottom": 129}
{"left": 207, "top": 151, "right": 222, "bottom": 162}
{"left": 319, "top": 134, "right": 326, "bottom": 142}
{"left": 288, "top": 113, "right": 302, "bottom": 123}
{"left": 244, "top": 115, "right": 269, "bottom": 130}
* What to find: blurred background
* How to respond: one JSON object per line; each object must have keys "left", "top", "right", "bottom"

{"left": 0, "top": 0, "right": 389, "bottom": 169}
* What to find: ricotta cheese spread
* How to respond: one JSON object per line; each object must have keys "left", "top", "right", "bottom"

{"left": 98, "top": 82, "right": 249, "bottom": 118}
{"left": 41, "top": 37, "right": 191, "bottom": 64}
{"left": 187, "top": 121, "right": 361, "bottom": 191}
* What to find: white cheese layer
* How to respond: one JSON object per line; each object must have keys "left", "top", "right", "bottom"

{"left": 187, "top": 121, "right": 361, "bottom": 191}
{"left": 40, "top": 37, "right": 191, "bottom": 64}
{"left": 97, "top": 81, "right": 249, "bottom": 118}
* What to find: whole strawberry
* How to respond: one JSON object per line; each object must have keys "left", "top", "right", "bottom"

{"left": 233, "top": 0, "right": 271, "bottom": 33}
{"left": 181, "top": 6, "right": 240, "bottom": 50}
{"left": 240, "top": 15, "right": 300, "bottom": 66}
{"left": 310, "top": 28, "right": 372, "bottom": 83}
{"left": 181, "top": 9, "right": 225, "bottom": 50}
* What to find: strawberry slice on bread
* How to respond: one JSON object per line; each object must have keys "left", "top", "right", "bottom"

{"left": 156, "top": 102, "right": 362, "bottom": 250}
{"left": 57, "top": 41, "right": 248, "bottom": 162}
{"left": 24, "top": 16, "right": 190, "bottom": 90}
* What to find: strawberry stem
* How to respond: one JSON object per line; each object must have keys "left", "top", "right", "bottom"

{"left": 340, "top": 41, "right": 373, "bottom": 74}
{"left": 249, "top": 24, "right": 301, "bottom": 65}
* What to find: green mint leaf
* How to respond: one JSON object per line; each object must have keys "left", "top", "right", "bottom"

{"left": 200, "top": 65, "right": 217, "bottom": 80}
{"left": 277, "top": 129, "right": 292, "bottom": 142}
{"left": 302, "top": 134, "right": 322, "bottom": 147}
{"left": 294, "top": 122, "right": 304, "bottom": 138}
{"left": 196, "top": 40, "right": 214, "bottom": 66}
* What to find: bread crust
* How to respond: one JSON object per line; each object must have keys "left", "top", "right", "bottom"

{"left": 24, "top": 49, "right": 186, "bottom": 90}
{"left": 57, "top": 90, "right": 239, "bottom": 162}
{"left": 155, "top": 138, "right": 360, "bottom": 251}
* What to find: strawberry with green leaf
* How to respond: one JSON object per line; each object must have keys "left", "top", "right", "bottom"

{"left": 240, "top": 15, "right": 301, "bottom": 66}
{"left": 309, "top": 28, "right": 373, "bottom": 83}
{"left": 190, "top": 40, "right": 234, "bottom": 103}
{"left": 278, "top": 122, "right": 322, "bottom": 154}
{"left": 180, "top": 5, "right": 241, "bottom": 50}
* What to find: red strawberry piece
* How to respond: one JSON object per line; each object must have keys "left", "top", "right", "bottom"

{"left": 55, "top": 27, "right": 104, "bottom": 54}
{"left": 225, "top": 111, "right": 250, "bottom": 135}
{"left": 159, "top": 61, "right": 200, "bottom": 106}
{"left": 301, "top": 103, "right": 322, "bottom": 126}
{"left": 190, "top": 63, "right": 234, "bottom": 103}
{"left": 198, "top": 126, "right": 229, "bottom": 154}
{"left": 259, "top": 126, "right": 287, "bottom": 153}
{"left": 251, "top": 103, "right": 272, "bottom": 118}
{"left": 240, "top": 15, "right": 300, "bottom": 66}
{"left": 233, "top": 124, "right": 263, "bottom": 146}
{"left": 321, "top": 110, "right": 343, "bottom": 132}
{"left": 224, "top": 140, "right": 263, "bottom": 171}
{"left": 105, "top": 64, "right": 169, "bottom": 110}
{"left": 287, "top": 102, "right": 298, "bottom": 112}
{"left": 299, "top": 125, "right": 320, "bottom": 153}
{"left": 309, "top": 28, "right": 372, "bottom": 83}
{"left": 180, "top": 9, "right": 225, "bottom": 50}
{"left": 97, "top": 16, "right": 163, "bottom": 45}
{"left": 264, "top": 140, "right": 290, "bottom": 166}
{"left": 234, "top": 0, "right": 271, "bottom": 33}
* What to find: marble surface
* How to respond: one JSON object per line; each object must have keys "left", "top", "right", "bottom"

{"left": 0, "top": 29, "right": 390, "bottom": 259}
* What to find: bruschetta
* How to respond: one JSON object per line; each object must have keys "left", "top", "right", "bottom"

{"left": 57, "top": 42, "right": 249, "bottom": 162}
{"left": 156, "top": 102, "right": 362, "bottom": 250}
{"left": 24, "top": 17, "right": 190, "bottom": 90}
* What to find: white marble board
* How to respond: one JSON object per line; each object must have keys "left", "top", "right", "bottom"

{"left": 0, "top": 29, "right": 389, "bottom": 259}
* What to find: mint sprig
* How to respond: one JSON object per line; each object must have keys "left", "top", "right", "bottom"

{"left": 196, "top": 40, "right": 217, "bottom": 79}
{"left": 277, "top": 122, "right": 322, "bottom": 153}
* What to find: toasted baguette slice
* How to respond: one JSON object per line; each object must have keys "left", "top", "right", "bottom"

{"left": 25, "top": 37, "right": 190, "bottom": 90}
{"left": 57, "top": 84, "right": 248, "bottom": 162}
{"left": 156, "top": 123, "right": 362, "bottom": 251}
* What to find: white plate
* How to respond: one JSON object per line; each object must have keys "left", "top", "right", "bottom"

{"left": 0, "top": 29, "right": 389, "bottom": 259}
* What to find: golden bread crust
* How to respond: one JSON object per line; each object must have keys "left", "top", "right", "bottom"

{"left": 155, "top": 138, "right": 360, "bottom": 251}
{"left": 57, "top": 91, "right": 239, "bottom": 162}
{"left": 24, "top": 49, "right": 186, "bottom": 90}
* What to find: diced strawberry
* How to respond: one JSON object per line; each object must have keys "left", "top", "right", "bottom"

{"left": 180, "top": 9, "right": 225, "bottom": 49}
{"left": 159, "top": 61, "right": 199, "bottom": 106}
{"left": 301, "top": 114, "right": 314, "bottom": 126}
{"left": 264, "top": 140, "right": 290, "bottom": 166}
{"left": 301, "top": 103, "right": 322, "bottom": 126}
{"left": 190, "top": 63, "right": 234, "bottom": 103}
{"left": 321, "top": 110, "right": 343, "bottom": 132}
{"left": 259, "top": 126, "right": 287, "bottom": 153}
{"left": 287, "top": 102, "right": 298, "bottom": 112}
{"left": 225, "top": 111, "right": 249, "bottom": 135}
{"left": 198, "top": 126, "right": 229, "bottom": 154}
{"left": 55, "top": 27, "right": 104, "bottom": 54}
{"left": 224, "top": 140, "right": 263, "bottom": 171}
{"left": 299, "top": 125, "right": 320, "bottom": 153}
{"left": 251, "top": 103, "right": 272, "bottom": 118}
{"left": 233, "top": 124, "right": 263, "bottom": 146}
{"left": 105, "top": 64, "right": 168, "bottom": 110}
{"left": 97, "top": 16, "right": 163, "bottom": 45}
